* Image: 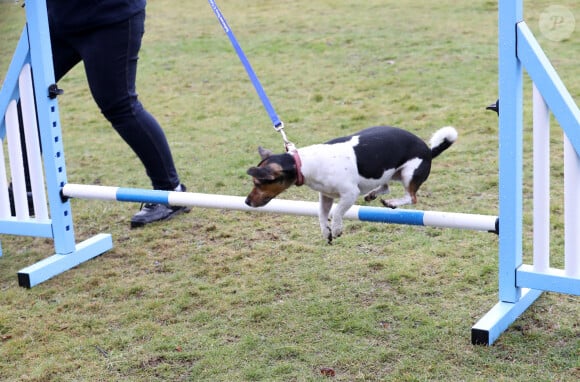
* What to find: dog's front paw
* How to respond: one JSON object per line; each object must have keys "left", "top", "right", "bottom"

{"left": 331, "top": 224, "right": 343, "bottom": 240}
{"left": 322, "top": 225, "right": 333, "bottom": 244}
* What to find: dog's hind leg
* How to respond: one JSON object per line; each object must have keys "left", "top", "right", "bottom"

{"left": 381, "top": 179, "right": 418, "bottom": 208}
{"left": 319, "top": 194, "right": 334, "bottom": 243}
{"left": 381, "top": 192, "right": 414, "bottom": 208}
{"left": 381, "top": 158, "right": 429, "bottom": 208}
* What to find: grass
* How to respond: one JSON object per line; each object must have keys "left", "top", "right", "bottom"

{"left": 0, "top": 0, "right": 579, "bottom": 381}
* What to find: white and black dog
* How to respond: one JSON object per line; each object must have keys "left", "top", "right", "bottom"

{"left": 245, "top": 125, "right": 457, "bottom": 243}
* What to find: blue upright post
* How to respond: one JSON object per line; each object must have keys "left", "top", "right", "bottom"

{"left": 25, "top": 0, "right": 76, "bottom": 255}
{"left": 471, "top": 0, "right": 543, "bottom": 346}
{"left": 496, "top": 0, "right": 524, "bottom": 306}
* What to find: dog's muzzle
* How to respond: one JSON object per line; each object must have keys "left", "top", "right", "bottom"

{"left": 245, "top": 195, "right": 271, "bottom": 208}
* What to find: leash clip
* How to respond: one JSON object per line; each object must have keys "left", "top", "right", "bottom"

{"left": 285, "top": 141, "right": 297, "bottom": 153}
{"left": 275, "top": 121, "right": 298, "bottom": 153}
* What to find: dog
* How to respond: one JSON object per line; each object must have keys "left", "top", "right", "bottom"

{"left": 245, "top": 125, "right": 458, "bottom": 243}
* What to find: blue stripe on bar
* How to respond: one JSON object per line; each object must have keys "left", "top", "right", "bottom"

{"left": 116, "top": 188, "right": 170, "bottom": 204}
{"left": 357, "top": 206, "right": 425, "bottom": 225}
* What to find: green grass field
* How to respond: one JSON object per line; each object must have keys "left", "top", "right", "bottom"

{"left": 1, "top": 0, "right": 578, "bottom": 380}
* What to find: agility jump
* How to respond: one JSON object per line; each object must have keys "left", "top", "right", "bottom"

{"left": 0, "top": 0, "right": 578, "bottom": 346}
{"left": 0, "top": 0, "right": 499, "bottom": 290}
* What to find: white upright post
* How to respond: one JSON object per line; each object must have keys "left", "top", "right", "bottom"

{"left": 532, "top": 84, "right": 550, "bottom": 272}
{"left": 5, "top": 100, "right": 28, "bottom": 219}
{"left": 564, "top": 134, "right": 580, "bottom": 277}
{"left": 0, "top": 138, "right": 9, "bottom": 219}
{"left": 19, "top": 64, "right": 49, "bottom": 220}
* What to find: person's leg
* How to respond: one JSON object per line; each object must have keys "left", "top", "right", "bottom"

{"left": 68, "top": 11, "right": 188, "bottom": 226}
{"left": 72, "top": 10, "right": 180, "bottom": 191}
{"left": 50, "top": 30, "right": 83, "bottom": 82}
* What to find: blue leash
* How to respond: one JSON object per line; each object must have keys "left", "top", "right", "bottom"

{"left": 208, "top": 0, "right": 295, "bottom": 151}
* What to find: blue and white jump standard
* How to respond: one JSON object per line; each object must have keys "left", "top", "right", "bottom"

{"left": 471, "top": 1, "right": 580, "bottom": 345}
{"left": 0, "top": 0, "right": 113, "bottom": 288}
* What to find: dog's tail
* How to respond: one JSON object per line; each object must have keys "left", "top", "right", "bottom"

{"left": 429, "top": 126, "right": 458, "bottom": 159}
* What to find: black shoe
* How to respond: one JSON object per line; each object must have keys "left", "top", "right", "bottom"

{"left": 130, "top": 184, "right": 190, "bottom": 228}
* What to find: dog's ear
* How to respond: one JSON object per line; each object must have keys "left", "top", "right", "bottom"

{"left": 247, "top": 166, "right": 276, "bottom": 180}
{"left": 258, "top": 146, "right": 273, "bottom": 160}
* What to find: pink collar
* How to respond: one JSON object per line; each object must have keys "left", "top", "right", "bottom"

{"left": 291, "top": 151, "right": 304, "bottom": 186}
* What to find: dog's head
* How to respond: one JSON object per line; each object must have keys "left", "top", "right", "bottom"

{"left": 245, "top": 147, "right": 298, "bottom": 207}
